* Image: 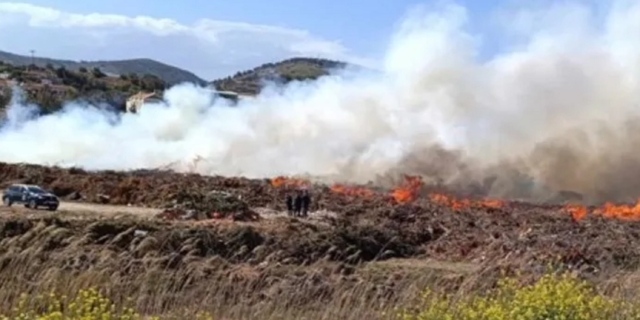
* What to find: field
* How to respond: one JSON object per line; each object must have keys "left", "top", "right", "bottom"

{"left": 1, "top": 162, "right": 640, "bottom": 319}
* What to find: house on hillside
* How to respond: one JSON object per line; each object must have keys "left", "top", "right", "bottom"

{"left": 125, "top": 90, "right": 163, "bottom": 113}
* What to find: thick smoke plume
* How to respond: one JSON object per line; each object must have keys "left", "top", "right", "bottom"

{"left": 2, "top": 1, "right": 640, "bottom": 204}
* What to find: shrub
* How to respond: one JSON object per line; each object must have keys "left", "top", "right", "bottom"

{"left": 0, "top": 288, "right": 213, "bottom": 320}
{"left": 394, "top": 272, "right": 640, "bottom": 320}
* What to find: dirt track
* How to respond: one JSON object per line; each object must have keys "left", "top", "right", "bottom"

{"left": 0, "top": 194, "right": 334, "bottom": 225}
{"left": 0, "top": 200, "right": 160, "bottom": 217}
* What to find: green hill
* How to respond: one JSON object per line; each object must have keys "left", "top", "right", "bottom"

{"left": 0, "top": 51, "right": 206, "bottom": 86}
{"left": 210, "top": 57, "right": 350, "bottom": 95}
{"left": 0, "top": 55, "right": 355, "bottom": 114}
{"left": 0, "top": 61, "right": 167, "bottom": 114}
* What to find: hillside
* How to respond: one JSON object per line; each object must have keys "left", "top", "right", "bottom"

{"left": 211, "top": 57, "right": 349, "bottom": 94}
{"left": 0, "top": 61, "right": 166, "bottom": 113}
{"left": 0, "top": 50, "right": 206, "bottom": 86}
{"left": 0, "top": 56, "right": 354, "bottom": 114}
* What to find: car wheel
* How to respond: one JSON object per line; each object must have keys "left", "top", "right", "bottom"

{"left": 28, "top": 199, "right": 37, "bottom": 209}
{"left": 47, "top": 205, "right": 58, "bottom": 211}
{"left": 2, "top": 197, "right": 11, "bottom": 207}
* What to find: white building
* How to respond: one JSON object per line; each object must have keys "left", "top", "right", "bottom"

{"left": 125, "top": 91, "right": 163, "bottom": 113}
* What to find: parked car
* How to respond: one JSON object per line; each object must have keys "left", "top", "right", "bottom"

{"left": 2, "top": 184, "right": 59, "bottom": 211}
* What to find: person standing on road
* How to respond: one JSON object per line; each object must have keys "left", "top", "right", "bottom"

{"left": 301, "top": 190, "right": 311, "bottom": 217}
{"left": 293, "top": 190, "right": 303, "bottom": 217}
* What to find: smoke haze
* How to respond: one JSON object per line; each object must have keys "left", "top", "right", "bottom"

{"left": 2, "top": 1, "right": 640, "bottom": 204}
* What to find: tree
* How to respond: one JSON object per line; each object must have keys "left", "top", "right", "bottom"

{"left": 92, "top": 67, "right": 106, "bottom": 78}
{"left": 0, "top": 87, "right": 10, "bottom": 109}
{"left": 139, "top": 74, "right": 164, "bottom": 91}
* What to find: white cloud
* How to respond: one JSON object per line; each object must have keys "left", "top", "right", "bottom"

{"left": 0, "top": 2, "right": 375, "bottom": 79}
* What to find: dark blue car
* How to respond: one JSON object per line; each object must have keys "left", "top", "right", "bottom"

{"left": 2, "top": 184, "right": 59, "bottom": 211}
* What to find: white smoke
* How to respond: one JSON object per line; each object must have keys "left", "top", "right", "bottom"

{"left": 2, "top": 1, "right": 640, "bottom": 203}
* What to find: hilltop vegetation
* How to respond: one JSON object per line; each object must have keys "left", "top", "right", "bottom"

{"left": 0, "top": 55, "right": 352, "bottom": 114}
{"left": 0, "top": 50, "right": 206, "bottom": 86}
{"left": 211, "top": 57, "right": 348, "bottom": 94}
{"left": 0, "top": 61, "right": 166, "bottom": 114}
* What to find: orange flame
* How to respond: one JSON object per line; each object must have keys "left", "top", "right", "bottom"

{"left": 593, "top": 199, "right": 640, "bottom": 220}
{"left": 563, "top": 203, "right": 587, "bottom": 221}
{"left": 476, "top": 199, "right": 505, "bottom": 208}
{"left": 391, "top": 175, "right": 423, "bottom": 203}
{"left": 562, "top": 198, "right": 640, "bottom": 221}
{"left": 329, "top": 184, "right": 375, "bottom": 197}
{"left": 429, "top": 193, "right": 504, "bottom": 209}
{"left": 270, "top": 176, "right": 310, "bottom": 188}
{"left": 327, "top": 175, "right": 423, "bottom": 204}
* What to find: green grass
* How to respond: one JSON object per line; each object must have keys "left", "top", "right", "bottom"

{"left": 1, "top": 288, "right": 213, "bottom": 320}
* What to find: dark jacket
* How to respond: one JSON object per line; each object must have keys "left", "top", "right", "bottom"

{"left": 286, "top": 195, "right": 293, "bottom": 210}
{"left": 301, "top": 193, "right": 311, "bottom": 209}
{"left": 294, "top": 194, "right": 303, "bottom": 210}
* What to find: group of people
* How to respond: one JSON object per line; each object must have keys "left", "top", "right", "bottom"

{"left": 285, "top": 189, "right": 311, "bottom": 217}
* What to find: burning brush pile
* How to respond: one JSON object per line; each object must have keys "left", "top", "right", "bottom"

{"left": 271, "top": 173, "right": 640, "bottom": 223}
{"left": 156, "top": 189, "right": 260, "bottom": 222}
{"left": 5, "top": 161, "right": 640, "bottom": 224}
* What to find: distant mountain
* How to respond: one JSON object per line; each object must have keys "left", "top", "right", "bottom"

{"left": 0, "top": 50, "right": 206, "bottom": 86}
{"left": 210, "top": 57, "right": 353, "bottom": 95}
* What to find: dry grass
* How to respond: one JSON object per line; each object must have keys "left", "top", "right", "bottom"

{"left": 0, "top": 214, "right": 502, "bottom": 319}
{"left": 3, "top": 265, "right": 640, "bottom": 319}
{"left": 0, "top": 254, "right": 476, "bottom": 319}
{"left": 3, "top": 160, "right": 640, "bottom": 318}
{"left": 0, "top": 214, "right": 640, "bottom": 319}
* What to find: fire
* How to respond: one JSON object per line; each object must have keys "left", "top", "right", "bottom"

{"left": 563, "top": 203, "right": 587, "bottom": 221}
{"left": 329, "top": 184, "right": 375, "bottom": 197}
{"left": 391, "top": 175, "right": 423, "bottom": 203}
{"left": 428, "top": 193, "right": 504, "bottom": 209}
{"left": 270, "top": 176, "right": 310, "bottom": 188}
{"left": 562, "top": 198, "right": 640, "bottom": 221}
{"left": 273, "top": 173, "right": 640, "bottom": 222}
{"left": 594, "top": 200, "right": 640, "bottom": 220}
{"left": 327, "top": 175, "right": 423, "bottom": 203}
{"left": 476, "top": 199, "right": 505, "bottom": 208}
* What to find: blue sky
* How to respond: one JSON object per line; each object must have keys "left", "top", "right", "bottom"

{"left": 21, "top": 0, "right": 418, "bottom": 37}
{"left": 0, "top": 0, "right": 612, "bottom": 79}
{"left": 15, "top": 0, "right": 499, "bottom": 57}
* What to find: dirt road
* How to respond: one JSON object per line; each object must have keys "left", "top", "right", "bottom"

{"left": 58, "top": 201, "right": 161, "bottom": 217}
{"left": 0, "top": 193, "right": 335, "bottom": 222}
{"left": 0, "top": 196, "right": 161, "bottom": 218}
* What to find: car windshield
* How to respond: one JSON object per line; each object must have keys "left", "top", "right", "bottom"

{"left": 27, "top": 186, "right": 45, "bottom": 194}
